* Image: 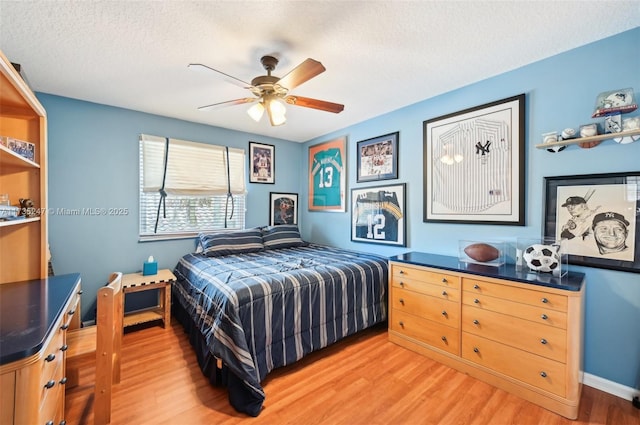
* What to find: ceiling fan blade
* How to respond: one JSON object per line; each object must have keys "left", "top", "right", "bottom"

{"left": 197, "top": 98, "right": 257, "bottom": 111}
{"left": 276, "top": 58, "right": 325, "bottom": 91}
{"left": 188, "top": 63, "right": 253, "bottom": 89}
{"left": 284, "top": 95, "right": 344, "bottom": 113}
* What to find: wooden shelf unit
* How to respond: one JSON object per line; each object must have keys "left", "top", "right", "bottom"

{"left": 0, "top": 50, "right": 48, "bottom": 283}
{"left": 535, "top": 128, "right": 640, "bottom": 149}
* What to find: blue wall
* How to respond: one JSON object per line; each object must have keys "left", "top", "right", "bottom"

{"left": 302, "top": 27, "right": 640, "bottom": 389}
{"left": 39, "top": 28, "right": 638, "bottom": 390}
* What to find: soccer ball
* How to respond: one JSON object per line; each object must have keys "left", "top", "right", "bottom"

{"left": 523, "top": 244, "right": 560, "bottom": 273}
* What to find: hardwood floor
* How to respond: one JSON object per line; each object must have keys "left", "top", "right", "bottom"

{"left": 65, "top": 322, "right": 639, "bottom": 425}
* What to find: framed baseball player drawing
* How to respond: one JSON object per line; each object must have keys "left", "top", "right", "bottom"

{"left": 423, "top": 94, "right": 525, "bottom": 225}
{"left": 308, "top": 136, "right": 347, "bottom": 212}
{"left": 351, "top": 183, "right": 406, "bottom": 246}
{"left": 544, "top": 172, "right": 640, "bottom": 273}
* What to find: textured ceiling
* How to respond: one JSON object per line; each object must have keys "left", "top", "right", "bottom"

{"left": 1, "top": 1, "right": 638, "bottom": 142}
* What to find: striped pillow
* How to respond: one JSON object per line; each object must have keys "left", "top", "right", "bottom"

{"left": 199, "top": 228, "right": 264, "bottom": 257}
{"left": 262, "top": 225, "right": 308, "bottom": 250}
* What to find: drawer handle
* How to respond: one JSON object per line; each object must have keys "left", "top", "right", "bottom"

{"left": 441, "top": 290, "right": 447, "bottom": 296}
{"left": 473, "top": 284, "right": 480, "bottom": 290}
{"left": 540, "top": 339, "right": 548, "bottom": 345}
{"left": 441, "top": 336, "right": 447, "bottom": 342}
{"left": 67, "top": 309, "right": 76, "bottom": 315}
{"left": 399, "top": 281, "right": 405, "bottom": 287}
{"left": 45, "top": 353, "right": 56, "bottom": 362}
{"left": 474, "top": 298, "right": 480, "bottom": 304}
{"left": 60, "top": 377, "right": 68, "bottom": 385}
{"left": 399, "top": 298, "right": 405, "bottom": 305}
{"left": 44, "top": 380, "right": 56, "bottom": 389}
{"left": 541, "top": 298, "right": 549, "bottom": 304}
{"left": 473, "top": 347, "right": 479, "bottom": 353}
{"left": 441, "top": 278, "right": 447, "bottom": 283}
{"left": 60, "top": 344, "right": 68, "bottom": 352}
{"left": 441, "top": 310, "right": 447, "bottom": 317}
{"left": 540, "top": 371, "right": 547, "bottom": 378}
{"left": 541, "top": 314, "right": 548, "bottom": 320}
{"left": 399, "top": 270, "right": 405, "bottom": 274}
{"left": 473, "top": 319, "right": 479, "bottom": 325}
{"left": 60, "top": 323, "right": 69, "bottom": 330}
{"left": 46, "top": 422, "right": 54, "bottom": 425}
{"left": 60, "top": 421, "right": 67, "bottom": 425}
{"left": 78, "top": 289, "right": 84, "bottom": 295}
{"left": 399, "top": 321, "right": 404, "bottom": 328}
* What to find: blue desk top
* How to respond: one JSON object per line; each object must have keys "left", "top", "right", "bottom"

{"left": 389, "top": 252, "right": 584, "bottom": 292}
{"left": 0, "top": 273, "right": 81, "bottom": 365}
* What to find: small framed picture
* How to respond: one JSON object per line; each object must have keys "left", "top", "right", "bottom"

{"left": 351, "top": 183, "right": 406, "bottom": 246}
{"left": 249, "top": 142, "right": 275, "bottom": 184}
{"left": 269, "top": 192, "right": 298, "bottom": 226}
{"left": 356, "top": 132, "right": 399, "bottom": 182}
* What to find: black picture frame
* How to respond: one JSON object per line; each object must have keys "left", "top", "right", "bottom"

{"left": 249, "top": 142, "right": 275, "bottom": 184}
{"left": 544, "top": 171, "right": 640, "bottom": 273}
{"left": 423, "top": 94, "right": 525, "bottom": 225}
{"left": 351, "top": 183, "right": 406, "bottom": 246}
{"left": 269, "top": 192, "right": 298, "bottom": 226}
{"left": 356, "top": 132, "right": 399, "bottom": 182}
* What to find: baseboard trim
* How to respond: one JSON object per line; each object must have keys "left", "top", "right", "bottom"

{"left": 583, "top": 372, "right": 639, "bottom": 401}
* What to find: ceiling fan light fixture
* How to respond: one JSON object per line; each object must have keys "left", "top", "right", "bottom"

{"left": 266, "top": 97, "right": 286, "bottom": 126}
{"left": 247, "top": 102, "right": 265, "bottom": 122}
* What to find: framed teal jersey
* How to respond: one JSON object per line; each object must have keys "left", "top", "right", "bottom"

{"left": 308, "top": 136, "right": 347, "bottom": 211}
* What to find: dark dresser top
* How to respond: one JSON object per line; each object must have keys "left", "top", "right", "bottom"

{"left": 389, "top": 252, "right": 584, "bottom": 292}
{"left": 0, "top": 273, "right": 81, "bottom": 365}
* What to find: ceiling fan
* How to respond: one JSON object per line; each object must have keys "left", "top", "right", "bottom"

{"left": 188, "top": 55, "right": 344, "bottom": 126}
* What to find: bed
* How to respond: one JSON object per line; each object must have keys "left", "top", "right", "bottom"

{"left": 171, "top": 225, "right": 388, "bottom": 416}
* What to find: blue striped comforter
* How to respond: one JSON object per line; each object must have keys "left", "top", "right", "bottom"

{"left": 172, "top": 244, "right": 388, "bottom": 415}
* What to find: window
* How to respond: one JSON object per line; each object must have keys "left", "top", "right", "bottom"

{"left": 139, "top": 134, "right": 246, "bottom": 240}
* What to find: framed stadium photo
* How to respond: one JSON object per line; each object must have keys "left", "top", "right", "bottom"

{"left": 356, "top": 132, "right": 399, "bottom": 182}
{"left": 544, "top": 171, "right": 640, "bottom": 274}
{"left": 351, "top": 183, "right": 406, "bottom": 246}
{"left": 308, "top": 136, "right": 347, "bottom": 212}
{"left": 269, "top": 192, "right": 298, "bottom": 226}
{"left": 249, "top": 142, "right": 275, "bottom": 184}
{"left": 423, "top": 94, "right": 525, "bottom": 225}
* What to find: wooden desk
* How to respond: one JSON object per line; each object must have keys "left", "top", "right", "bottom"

{"left": 122, "top": 269, "right": 175, "bottom": 330}
{"left": 0, "top": 273, "right": 82, "bottom": 425}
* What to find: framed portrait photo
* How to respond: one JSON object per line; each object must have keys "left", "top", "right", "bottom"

{"left": 357, "top": 132, "right": 399, "bottom": 182}
{"left": 351, "top": 183, "right": 406, "bottom": 246}
{"left": 249, "top": 142, "right": 275, "bottom": 184}
{"left": 544, "top": 171, "right": 640, "bottom": 273}
{"left": 423, "top": 94, "right": 525, "bottom": 225}
{"left": 269, "top": 192, "right": 298, "bottom": 226}
{"left": 308, "top": 136, "right": 347, "bottom": 212}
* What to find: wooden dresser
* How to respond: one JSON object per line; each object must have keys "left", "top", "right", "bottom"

{"left": 389, "top": 252, "right": 585, "bottom": 419}
{"left": 0, "top": 274, "right": 82, "bottom": 425}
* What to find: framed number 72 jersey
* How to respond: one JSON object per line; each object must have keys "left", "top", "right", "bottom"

{"left": 308, "top": 136, "right": 347, "bottom": 212}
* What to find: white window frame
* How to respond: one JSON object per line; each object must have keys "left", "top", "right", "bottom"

{"left": 139, "top": 134, "right": 246, "bottom": 241}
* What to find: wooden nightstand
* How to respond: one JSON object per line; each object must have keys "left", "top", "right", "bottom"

{"left": 122, "top": 269, "right": 175, "bottom": 331}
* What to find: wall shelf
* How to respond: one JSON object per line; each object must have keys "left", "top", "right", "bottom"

{"left": 0, "top": 144, "right": 40, "bottom": 168}
{"left": 0, "top": 217, "right": 40, "bottom": 228}
{"left": 535, "top": 128, "right": 640, "bottom": 149}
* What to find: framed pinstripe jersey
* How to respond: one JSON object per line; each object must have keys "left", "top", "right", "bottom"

{"left": 351, "top": 183, "right": 406, "bottom": 246}
{"left": 308, "top": 136, "right": 347, "bottom": 212}
{"left": 423, "top": 94, "right": 525, "bottom": 225}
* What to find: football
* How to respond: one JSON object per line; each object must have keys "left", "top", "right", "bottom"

{"left": 523, "top": 244, "right": 560, "bottom": 273}
{"left": 464, "top": 243, "right": 500, "bottom": 263}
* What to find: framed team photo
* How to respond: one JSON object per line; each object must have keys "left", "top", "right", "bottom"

{"left": 423, "top": 94, "right": 525, "bottom": 225}
{"left": 544, "top": 171, "right": 640, "bottom": 274}
{"left": 356, "top": 132, "right": 399, "bottom": 182}
{"left": 269, "top": 192, "right": 298, "bottom": 226}
{"left": 351, "top": 183, "right": 406, "bottom": 246}
{"left": 308, "top": 136, "right": 347, "bottom": 212}
{"left": 249, "top": 142, "right": 275, "bottom": 184}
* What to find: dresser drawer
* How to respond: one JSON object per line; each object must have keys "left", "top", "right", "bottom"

{"left": 62, "top": 289, "right": 81, "bottom": 330}
{"left": 391, "top": 310, "right": 459, "bottom": 355}
{"left": 462, "top": 291, "right": 567, "bottom": 329}
{"left": 38, "top": 327, "right": 65, "bottom": 396}
{"left": 463, "top": 278, "right": 567, "bottom": 312}
{"left": 463, "top": 332, "right": 566, "bottom": 397}
{"left": 392, "top": 263, "right": 460, "bottom": 289}
{"left": 462, "top": 306, "right": 567, "bottom": 362}
{"left": 392, "top": 288, "right": 459, "bottom": 328}
{"left": 39, "top": 367, "right": 64, "bottom": 425}
{"left": 392, "top": 277, "right": 460, "bottom": 301}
